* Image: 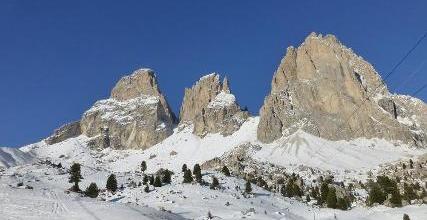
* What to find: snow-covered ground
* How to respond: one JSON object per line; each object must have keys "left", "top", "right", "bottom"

{"left": 1, "top": 116, "right": 426, "bottom": 219}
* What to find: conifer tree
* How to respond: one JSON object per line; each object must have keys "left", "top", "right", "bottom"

{"left": 337, "top": 197, "right": 349, "bottom": 210}
{"left": 149, "top": 175, "right": 155, "bottom": 185}
{"left": 306, "top": 194, "right": 311, "bottom": 202}
{"left": 143, "top": 175, "right": 148, "bottom": 185}
{"left": 141, "top": 161, "right": 147, "bottom": 173}
{"left": 144, "top": 184, "right": 150, "bottom": 193}
{"left": 154, "top": 175, "right": 162, "bottom": 187}
{"left": 193, "top": 164, "right": 202, "bottom": 183}
{"left": 162, "top": 169, "right": 172, "bottom": 184}
{"left": 182, "top": 164, "right": 187, "bottom": 172}
{"left": 85, "top": 182, "right": 99, "bottom": 198}
{"left": 68, "top": 163, "right": 83, "bottom": 192}
{"left": 368, "top": 184, "right": 386, "bottom": 206}
{"left": 245, "top": 180, "right": 252, "bottom": 194}
{"left": 390, "top": 188, "right": 402, "bottom": 207}
{"left": 320, "top": 182, "right": 329, "bottom": 204}
{"left": 106, "top": 174, "right": 118, "bottom": 192}
{"left": 326, "top": 187, "right": 337, "bottom": 209}
{"left": 210, "top": 176, "right": 219, "bottom": 189}
{"left": 183, "top": 169, "right": 193, "bottom": 183}
{"left": 222, "top": 165, "right": 230, "bottom": 176}
{"left": 403, "top": 213, "right": 410, "bottom": 220}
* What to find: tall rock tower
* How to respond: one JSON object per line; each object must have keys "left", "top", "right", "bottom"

{"left": 257, "top": 33, "right": 427, "bottom": 147}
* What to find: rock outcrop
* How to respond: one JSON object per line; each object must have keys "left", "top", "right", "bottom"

{"left": 80, "top": 68, "right": 176, "bottom": 149}
{"left": 45, "top": 121, "right": 81, "bottom": 145}
{"left": 179, "top": 73, "right": 249, "bottom": 136}
{"left": 258, "top": 33, "right": 427, "bottom": 147}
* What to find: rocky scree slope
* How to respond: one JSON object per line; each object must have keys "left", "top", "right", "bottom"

{"left": 257, "top": 33, "right": 427, "bottom": 147}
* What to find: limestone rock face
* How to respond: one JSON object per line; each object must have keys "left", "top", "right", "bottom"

{"left": 80, "top": 68, "right": 176, "bottom": 149}
{"left": 258, "top": 33, "right": 427, "bottom": 147}
{"left": 45, "top": 121, "right": 81, "bottom": 145}
{"left": 179, "top": 74, "right": 249, "bottom": 136}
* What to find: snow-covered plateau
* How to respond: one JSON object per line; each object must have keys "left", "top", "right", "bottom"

{"left": 1, "top": 117, "right": 426, "bottom": 220}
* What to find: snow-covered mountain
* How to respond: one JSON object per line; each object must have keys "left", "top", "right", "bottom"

{"left": 1, "top": 33, "right": 427, "bottom": 220}
{"left": 0, "top": 147, "right": 34, "bottom": 168}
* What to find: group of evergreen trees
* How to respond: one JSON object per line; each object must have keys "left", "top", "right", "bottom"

{"left": 367, "top": 175, "right": 402, "bottom": 207}
{"left": 68, "top": 163, "right": 118, "bottom": 198}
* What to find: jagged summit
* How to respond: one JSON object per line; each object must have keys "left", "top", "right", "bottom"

{"left": 180, "top": 73, "right": 249, "bottom": 136}
{"left": 258, "top": 32, "right": 426, "bottom": 146}
{"left": 78, "top": 68, "right": 176, "bottom": 150}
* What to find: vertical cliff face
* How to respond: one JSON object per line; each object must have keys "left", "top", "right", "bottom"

{"left": 79, "top": 68, "right": 176, "bottom": 149}
{"left": 258, "top": 33, "right": 426, "bottom": 147}
{"left": 179, "top": 74, "right": 249, "bottom": 136}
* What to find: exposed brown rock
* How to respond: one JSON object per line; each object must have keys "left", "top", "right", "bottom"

{"left": 180, "top": 73, "right": 249, "bottom": 136}
{"left": 257, "top": 33, "right": 427, "bottom": 147}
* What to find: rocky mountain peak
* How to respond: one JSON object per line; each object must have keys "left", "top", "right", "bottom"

{"left": 110, "top": 68, "right": 161, "bottom": 101}
{"left": 79, "top": 68, "right": 176, "bottom": 149}
{"left": 258, "top": 33, "right": 426, "bottom": 146}
{"left": 180, "top": 73, "right": 249, "bottom": 136}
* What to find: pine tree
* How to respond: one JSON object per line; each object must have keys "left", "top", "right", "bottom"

{"left": 162, "top": 169, "right": 172, "bottom": 184}
{"left": 210, "top": 176, "right": 219, "bottom": 189}
{"left": 144, "top": 184, "right": 150, "bottom": 193}
{"left": 183, "top": 169, "right": 193, "bottom": 183}
{"left": 106, "top": 174, "right": 118, "bottom": 192}
{"left": 403, "top": 183, "right": 416, "bottom": 203}
{"left": 337, "top": 197, "right": 349, "bottom": 210}
{"left": 143, "top": 175, "right": 148, "bottom": 185}
{"left": 68, "top": 163, "right": 83, "bottom": 192}
{"left": 84, "top": 182, "right": 99, "bottom": 198}
{"left": 280, "top": 185, "right": 286, "bottom": 197}
{"left": 390, "top": 187, "right": 402, "bottom": 207}
{"left": 222, "top": 165, "right": 230, "bottom": 176}
{"left": 245, "top": 180, "right": 252, "bottom": 194}
{"left": 182, "top": 164, "right": 187, "bottom": 172}
{"left": 403, "top": 213, "right": 410, "bottom": 220}
{"left": 326, "top": 187, "right": 337, "bottom": 209}
{"left": 320, "top": 182, "right": 329, "bottom": 204}
{"left": 193, "top": 164, "right": 202, "bottom": 183}
{"left": 368, "top": 184, "right": 386, "bottom": 206}
{"left": 154, "top": 175, "right": 162, "bottom": 187}
{"left": 141, "top": 161, "right": 147, "bottom": 173}
{"left": 306, "top": 194, "right": 311, "bottom": 202}
{"left": 409, "top": 159, "right": 413, "bottom": 169}
{"left": 149, "top": 175, "right": 155, "bottom": 185}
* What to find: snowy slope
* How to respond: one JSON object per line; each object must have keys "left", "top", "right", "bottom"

{"left": 5, "top": 116, "right": 425, "bottom": 220}
{"left": 0, "top": 147, "right": 34, "bottom": 168}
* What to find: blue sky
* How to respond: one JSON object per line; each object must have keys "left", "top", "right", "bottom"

{"left": 1, "top": 0, "right": 426, "bottom": 147}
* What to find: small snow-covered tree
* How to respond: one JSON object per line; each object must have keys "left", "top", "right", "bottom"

{"left": 222, "top": 165, "right": 230, "bottom": 176}
{"left": 403, "top": 213, "right": 410, "bottom": 220}
{"left": 144, "top": 184, "right": 150, "bottom": 193}
{"left": 162, "top": 169, "right": 172, "bottom": 184}
{"left": 68, "top": 163, "right": 83, "bottom": 192}
{"left": 142, "top": 174, "right": 148, "bottom": 185}
{"left": 154, "top": 176, "right": 162, "bottom": 187}
{"left": 106, "top": 174, "right": 118, "bottom": 192}
{"left": 149, "top": 175, "right": 155, "bottom": 185}
{"left": 245, "top": 180, "right": 252, "bottom": 194}
{"left": 141, "top": 161, "right": 147, "bottom": 173}
{"left": 183, "top": 169, "right": 193, "bottom": 183}
{"left": 85, "top": 182, "right": 99, "bottom": 198}
{"left": 210, "top": 176, "right": 219, "bottom": 189}
{"left": 326, "top": 187, "right": 337, "bottom": 209}
{"left": 193, "top": 164, "right": 202, "bottom": 183}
